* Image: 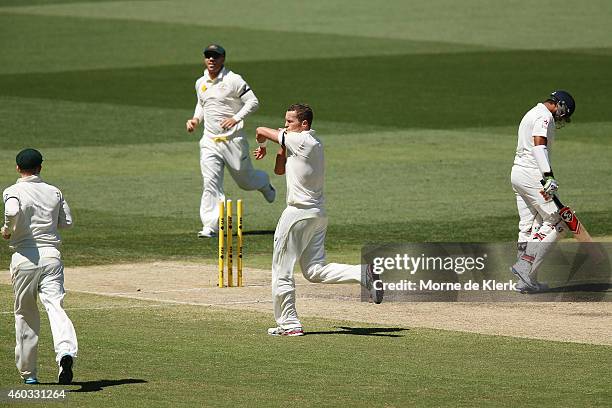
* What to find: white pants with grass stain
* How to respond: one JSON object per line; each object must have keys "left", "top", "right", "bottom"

{"left": 11, "top": 253, "right": 78, "bottom": 379}
{"left": 272, "top": 206, "right": 362, "bottom": 329}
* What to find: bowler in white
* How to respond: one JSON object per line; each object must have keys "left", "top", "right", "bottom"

{"left": 254, "top": 104, "right": 383, "bottom": 337}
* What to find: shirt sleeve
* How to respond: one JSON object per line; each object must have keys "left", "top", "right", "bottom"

{"left": 283, "top": 131, "right": 306, "bottom": 154}
{"left": 58, "top": 194, "right": 73, "bottom": 229}
{"left": 532, "top": 115, "right": 551, "bottom": 137}
{"left": 3, "top": 190, "right": 20, "bottom": 231}
{"left": 193, "top": 80, "right": 205, "bottom": 122}
{"left": 231, "top": 77, "right": 259, "bottom": 123}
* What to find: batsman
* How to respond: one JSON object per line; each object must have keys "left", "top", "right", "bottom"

{"left": 510, "top": 90, "right": 576, "bottom": 292}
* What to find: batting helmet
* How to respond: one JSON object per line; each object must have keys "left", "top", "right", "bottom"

{"left": 550, "top": 90, "right": 575, "bottom": 123}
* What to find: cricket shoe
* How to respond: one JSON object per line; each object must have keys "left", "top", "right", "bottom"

{"left": 365, "top": 264, "right": 384, "bottom": 304}
{"left": 515, "top": 280, "right": 549, "bottom": 294}
{"left": 260, "top": 184, "right": 276, "bottom": 203}
{"left": 24, "top": 377, "right": 39, "bottom": 385}
{"left": 267, "top": 326, "right": 304, "bottom": 336}
{"left": 58, "top": 355, "right": 73, "bottom": 385}
{"left": 510, "top": 266, "right": 540, "bottom": 293}
{"left": 197, "top": 227, "right": 217, "bottom": 238}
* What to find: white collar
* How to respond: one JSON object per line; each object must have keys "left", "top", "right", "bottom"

{"left": 17, "top": 175, "right": 42, "bottom": 183}
{"left": 204, "top": 66, "right": 228, "bottom": 82}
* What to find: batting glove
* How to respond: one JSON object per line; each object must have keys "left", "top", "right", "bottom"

{"left": 542, "top": 176, "right": 559, "bottom": 195}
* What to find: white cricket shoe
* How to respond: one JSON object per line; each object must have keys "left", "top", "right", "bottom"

{"left": 515, "top": 280, "right": 549, "bottom": 293}
{"left": 197, "top": 227, "right": 217, "bottom": 238}
{"left": 260, "top": 184, "right": 276, "bottom": 203}
{"left": 267, "top": 326, "right": 304, "bottom": 336}
{"left": 510, "top": 266, "right": 543, "bottom": 293}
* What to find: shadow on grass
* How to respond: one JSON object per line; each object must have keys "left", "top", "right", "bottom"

{"left": 67, "top": 378, "right": 148, "bottom": 393}
{"left": 306, "top": 326, "right": 407, "bottom": 337}
{"left": 243, "top": 230, "right": 275, "bottom": 236}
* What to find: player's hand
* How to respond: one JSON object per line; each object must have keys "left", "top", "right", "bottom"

{"left": 253, "top": 146, "right": 267, "bottom": 160}
{"left": 220, "top": 118, "right": 238, "bottom": 129}
{"left": 542, "top": 176, "right": 558, "bottom": 195}
{"left": 539, "top": 177, "right": 558, "bottom": 200}
{"left": 1, "top": 226, "right": 10, "bottom": 240}
{"left": 186, "top": 118, "right": 199, "bottom": 132}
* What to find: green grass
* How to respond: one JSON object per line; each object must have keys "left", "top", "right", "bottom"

{"left": 0, "top": 1, "right": 611, "bottom": 406}
{"left": 1, "top": 51, "right": 611, "bottom": 128}
{"left": 4, "top": 1, "right": 612, "bottom": 50}
{"left": 1, "top": 120, "right": 610, "bottom": 268}
{"left": 0, "top": 285, "right": 610, "bottom": 407}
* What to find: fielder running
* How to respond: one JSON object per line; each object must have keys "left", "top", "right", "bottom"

{"left": 254, "top": 104, "right": 383, "bottom": 337}
{"left": 2, "top": 149, "right": 77, "bottom": 384}
{"left": 510, "top": 90, "right": 576, "bottom": 292}
{"left": 186, "top": 44, "right": 276, "bottom": 238}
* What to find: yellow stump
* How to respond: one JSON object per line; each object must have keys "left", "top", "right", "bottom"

{"left": 237, "top": 199, "right": 243, "bottom": 287}
{"left": 218, "top": 200, "right": 225, "bottom": 288}
{"left": 227, "top": 199, "right": 233, "bottom": 287}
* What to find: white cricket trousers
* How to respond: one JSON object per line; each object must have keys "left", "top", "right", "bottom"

{"left": 199, "top": 133, "right": 270, "bottom": 231}
{"left": 272, "top": 206, "right": 361, "bottom": 328}
{"left": 11, "top": 256, "right": 78, "bottom": 379}
{"left": 511, "top": 165, "right": 563, "bottom": 242}
{"left": 511, "top": 165, "right": 566, "bottom": 274}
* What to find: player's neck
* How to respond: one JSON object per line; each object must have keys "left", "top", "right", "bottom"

{"left": 208, "top": 66, "right": 223, "bottom": 80}
{"left": 543, "top": 101, "right": 556, "bottom": 113}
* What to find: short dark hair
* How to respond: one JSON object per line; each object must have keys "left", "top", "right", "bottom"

{"left": 287, "top": 103, "right": 313, "bottom": 126}
{"left": 16, "top": 148, "right": 43, "bottom": 171}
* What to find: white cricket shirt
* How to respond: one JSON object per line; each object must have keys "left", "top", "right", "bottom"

{"left": 281, "top": 129, "right": 325, "bottom": 209}
{"left": 514, "top": 103, "right": 555, "bottom": 169}
{"left": 193, "top": 67, "right": 259, "bottom": 140}
{"left": 2, "top": 175, "right": 72, "bottom": 255}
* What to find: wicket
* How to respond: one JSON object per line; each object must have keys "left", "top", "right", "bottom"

{"left": 218, "top": 199, "right": 243, "bottom": 287}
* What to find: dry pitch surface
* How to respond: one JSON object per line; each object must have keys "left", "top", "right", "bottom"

{"left": 2, "top": 261, "right": 609, "bottom": 346}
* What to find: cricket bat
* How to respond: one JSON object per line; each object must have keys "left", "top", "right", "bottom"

{"left": 541, "top": 180, "right": 592, "bottom": 242}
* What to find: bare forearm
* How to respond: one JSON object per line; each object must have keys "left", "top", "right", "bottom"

{"left": 274, "top": 147, "right": 286, "bottom": 175}
{"left": 256, "top": 127, "right": 282, "bottom": 144}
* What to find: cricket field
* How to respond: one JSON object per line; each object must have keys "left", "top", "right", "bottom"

{"left": 0, "top": 1, "right": 611, "bottom": 406}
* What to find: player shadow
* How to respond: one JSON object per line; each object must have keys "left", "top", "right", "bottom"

{"left": 243, "top": 229, "right": 275, "bottom": 236}
{"left": 537, "top": 283, "right": 611, "bottom": 293}
{"left": 37, "top": 378, "right": 147, "bottom": 393}
{"left": 70, "top": 378, "right": 148, "bottom": 393}
{"left": 306, "top": 326, "right": 407, "bottom": 337}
